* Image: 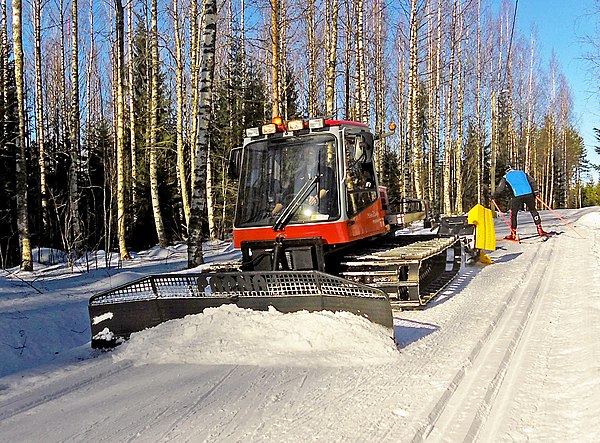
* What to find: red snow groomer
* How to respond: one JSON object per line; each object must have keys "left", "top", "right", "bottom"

{"left": 89, "top": 118, "right": 492, "bottom": 348}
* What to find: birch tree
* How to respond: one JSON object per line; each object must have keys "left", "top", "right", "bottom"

{"left": 442, "top": 0, "right": 457, "bottom": 214}
{"left": 0, "top": 0, "right": 6, "bottom": 143}
{"left": 188, "top": 0, "right": 217, "bottom": 267}
{"left": 149, "top": 0, "right": 168, "bottom": 247}
{"left": 373, "top": 0, "right": 385, "bottom": 174}
{"left": 127, "top": 0, "right": 138, "bottom": 214}
{"left": 69, "top": 0, "right": 83, "bottom": 254}
{"left": 407, "top": 0, "right": 423, "bottom": 199}
{"left": 356, "top": 0, "right": 367, "bottom": 123}
{"left": 475, "top": 0, "right": 483, "bottom": 202}
{"left": 306, "top": 0, "right": 317, "bottom": 116}
{"left": 172, "top": 0, "right": 190, "bottom": 227}
{"left": 13, "top": 0, "right": 33, "bottom": 271}
{"left": 33, "top": 0, "right": 49, "bottom": 236}
{"left": 324, "top": 0, "right": 338, "bottom": 116}
{"left": 189, "top": 0, "right": 200, "bottom": 175}
{"left": 115, "top": 0, "right": 130, "bottom": 259}
{"left": 270, "top": 0, "right": 281, "bottom": 118}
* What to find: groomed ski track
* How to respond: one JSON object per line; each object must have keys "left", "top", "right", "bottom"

{"left": 0, "top": 209, "right": 598, "bottom": 442}
{"left": 419, "top": 224, "right": 558, "bottom": 442}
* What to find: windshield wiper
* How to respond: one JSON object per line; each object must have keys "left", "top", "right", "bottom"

{"left": 272, "top": 175, "right": 319, "bottom": 231}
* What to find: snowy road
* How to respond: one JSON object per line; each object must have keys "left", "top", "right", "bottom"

{"left": 0, "top": 208, "right": 598, "bottom": 442}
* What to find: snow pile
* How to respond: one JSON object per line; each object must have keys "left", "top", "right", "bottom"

{"left": 114, "top": 305, "right": 399, "bottom": 367}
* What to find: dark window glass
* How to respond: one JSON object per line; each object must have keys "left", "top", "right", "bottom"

{"left": 235, "top": 134, "right": 339, "bottom": 227}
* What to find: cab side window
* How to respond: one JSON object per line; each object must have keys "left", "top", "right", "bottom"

{"left": 345, "top": 133, "right": 377, "bottom": 217}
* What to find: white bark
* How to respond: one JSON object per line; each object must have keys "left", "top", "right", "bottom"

{"left": 325, "top": 0, "right": 338, "bottom": 117}
{"left": 115, "top": 0, "right": 130, "bottom": 259}
{"left": 173, "top": 0, "right": 191, "bottom": 228}
{"left": 149, "top": 0, "right": 167, "bottom": 247}
{"left": 188, "top": 0, "right": 217, "bottom": 267}
{"left": 33, "top": 0, "right": 48, "bottom": 235}
{"left": 12, "top": 0, "right": 33, "bottom": 271}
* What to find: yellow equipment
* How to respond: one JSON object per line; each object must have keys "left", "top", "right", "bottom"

{"left": 467, "top": 204, "right": 496, "bottom": 264}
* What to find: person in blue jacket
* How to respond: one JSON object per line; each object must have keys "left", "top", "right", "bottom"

{"left": 492, "top": 166, "right": 548, "bottom": 240}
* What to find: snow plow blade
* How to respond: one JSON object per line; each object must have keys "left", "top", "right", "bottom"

{"left": 89, "top": 271, "right": 393, "bottom": 348}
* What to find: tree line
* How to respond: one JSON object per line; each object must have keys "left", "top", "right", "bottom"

{"left": 0, "top": 0, "right": 594, "bottom": 270}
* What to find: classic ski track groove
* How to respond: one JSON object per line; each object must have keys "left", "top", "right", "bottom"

{"left": 477, "top": 232, "right": 561, "bottom": 440}
{"left": 414, "top": 236, "right": 556, "bottom": 442}
{"left": 0, "top": 358, "right": 134, "bottom": 421}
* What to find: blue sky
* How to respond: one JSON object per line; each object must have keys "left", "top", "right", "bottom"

{"left": 512, "top": 0, "right": 600, "bottom": 180}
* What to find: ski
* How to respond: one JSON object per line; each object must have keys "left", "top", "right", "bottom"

{"left": 520, "top": 231, "right": 561, "bottom": 241}
{"left": 497, "top": 231, "right": 560, "bottom": 244}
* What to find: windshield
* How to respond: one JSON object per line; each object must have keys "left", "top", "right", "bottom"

{"left": 235, "top": 134, "right": 339, "bottom": 228}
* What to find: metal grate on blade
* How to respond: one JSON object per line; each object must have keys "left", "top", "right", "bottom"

{"left": 89, "top": 271, "right": 388, "bottom": 306}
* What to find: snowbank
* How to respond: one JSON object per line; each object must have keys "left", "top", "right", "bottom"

{"left": 577, "top": 211, "right": 600, "bottom": 228}
{"left": 114, "top": 305, "right": 400, "bottom": 367}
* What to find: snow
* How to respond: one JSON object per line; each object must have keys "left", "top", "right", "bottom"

{"left": 0, "top": 208, "right": 599, "bottom": 442}
{"left": 115, "top": 305, "right": 400, "bottom": 367}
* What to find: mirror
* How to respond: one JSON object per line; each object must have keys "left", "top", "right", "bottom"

{"left": 228, "top": 147, "right": 242, "bottom": 180}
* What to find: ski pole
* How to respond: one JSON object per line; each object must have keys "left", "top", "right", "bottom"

{"left": 490, "top": 198, "right": 520, "bottom": 242}
{"left": 535, "top": 195, "right": 585, "bottom": 239}
{"left": 490, "top": 198, "right": 511, "bottom": 229}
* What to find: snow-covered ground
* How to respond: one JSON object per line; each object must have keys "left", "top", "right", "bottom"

{"left": 0, "top": 208, "right": 598, "bottom": 442}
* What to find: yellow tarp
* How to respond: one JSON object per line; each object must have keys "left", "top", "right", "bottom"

{"left": 467, "top": 204, "right": 496, "bottom": 252}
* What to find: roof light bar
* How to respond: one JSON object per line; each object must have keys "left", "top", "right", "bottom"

{"left": 309, "top": 118, "right": 325, "bottom": 129}
{"left": 246, "top": 127, "right": 260, "bottom": 137}
{"left": 287, "top": 119, "right": 304, "bottom": 131}
{"left": 262, "top": 123, "right": 277, "bottom": 134}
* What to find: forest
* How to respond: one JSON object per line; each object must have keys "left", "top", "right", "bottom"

{"left": 0, "top": 0, "right": 597, "bottom": 270}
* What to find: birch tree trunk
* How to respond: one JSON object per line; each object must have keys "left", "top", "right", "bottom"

{"left": 408, "top": 0, "right": 423, "bottom": 199}
{"left": 127, "top": 0, "right": 138, "bottom": 215}
{"left": 524, "top": 34, "right": 536, "bottom": 172}
{"left": 33, "top": 0, "right": 48, "bottom": 236}
{"left": 270, "top": 0, "right": 281, "bottom": 118}
{"left": 476, "top": 0, "right": 483, "bottom": 203}
{"left": 324, "top": 0, "right": 338, "bottom": 117}
{"left": 150, "top": 0, "right": 167, "bottom": 247}
{"left": 206, "top": 145, "right": 216, "bottom": 239}
{"left": 307, "top": 0, "right": 317, "bottom": 116}
{"left": 173, "top": 0, "right": 191, "bottom": 228}
{"left": 12, "top": 0, "right": 33, "bottom": 271}
{"left": 86, "top": 0, "right": 95, "bottom": 132}
{"left": 490, "top": 90, "right": 497, "bottom": 194}
{"left": 356, "top": 0, "right": 367, "bottom": 123}
{"left": 374, "top": 0, "right": 385, "bottom": 174}
{"left": 189, "top": 0, "right": 200, "bottom": 175}
{"left": 455, "top": 19, "right": 464, "bottom": 214}
{"left": 426, "top": 0, "right": 440, "bottom": 205}
{"left": 115, "top": 0, "right": 130, "bottom": 259}
{"left": 443, "top": 1, "right": 457, "bottom": 214}
{"left": 70, "top": 0, "right": 83, "bottom": 254}
{"left": 397, "top": 40, "right": 407, "bottom": 199}
{"left": 490, "top": 15, "right": 505, "bottom": 194}
{"left": 188, "top": 0, "right": 217, "bottom": 267}
{"left": 343, "top": 2, "right": 352, "bottom": 119}
{"left": 1, "top": 0, "right": 6, "bottom": 141}
{"left": 0, "top": 0, "right": 8, "bottom": 134}
{"left": 240, "top": 0, "right": 247, "bottom": 126}
{"left": 279, "top": 6, "right": 288, "bottom": 119}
